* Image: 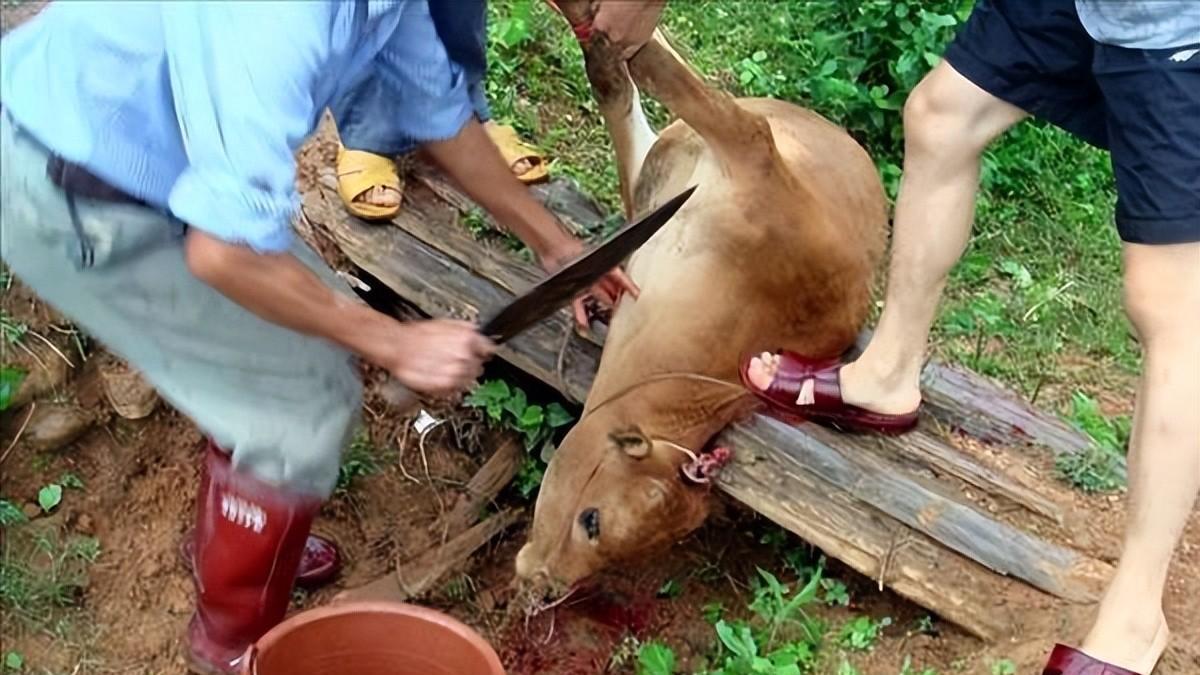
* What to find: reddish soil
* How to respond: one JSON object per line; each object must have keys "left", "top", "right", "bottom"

{"left": 3, "top": 4, "right": 1199, "bottom": 675}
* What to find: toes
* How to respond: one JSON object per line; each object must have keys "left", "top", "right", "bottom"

{"left": 353, "top": 185, "right": 401, "bottom": 207}
{"left": 511, "top": 158, "right": 533, "bottom": 176}
{"left": 746, "top": 357, "right": 775, "bottom": 392}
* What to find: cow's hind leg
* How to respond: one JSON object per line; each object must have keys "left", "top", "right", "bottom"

{"left": 576, "top": 36, "right": 658, "bottom": 218}
{"left": 626, "top": 31, "right": 785, "bottom": 182}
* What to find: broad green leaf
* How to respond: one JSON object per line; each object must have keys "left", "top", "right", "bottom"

{"left": 502, "top": 387, "right": 529, "bottom": 419}
{"left": 466, "top": 379, "right": 510, "bottom": 405}
{"left": 919, "top": 10, "right": 959, "bottom": 28}
{"left": 38, "top": 484, "right": 63, "bottom": 513}
{"left": 715, "top": 621, "right": 755, "bottom": 659}
{"left": 0, "top": 499, "right": 26, "bottom": 526}
{"left": 3, "top": 651, "right": 23, "bottom": 670}
{"left": 636, "top": 642, "right": 677, "bottom": 675}
{"left": 518, "top": 404, "right": 544, "bottom": 430}
{"left": 545, "top": 402, "right": 573, "bottom": 428}
{"left": 0, "top": 366, "right": 25, "bottom": 412}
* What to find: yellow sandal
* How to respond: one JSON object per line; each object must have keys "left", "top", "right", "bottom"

{"left": 336, "top": 147, "right": 404, "bottom": 221}
{"left": 485, "top": 122, "right": 549, "bottom": 184}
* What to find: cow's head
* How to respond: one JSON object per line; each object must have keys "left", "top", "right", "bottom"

{"left": 514, "top": 408, "right": 713, "bottom": 599}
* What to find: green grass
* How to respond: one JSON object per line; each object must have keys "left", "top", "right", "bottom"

{"left": 0, "top": 522, "right": 100, "bottom": 635}
{"left": 485, "top": 0, "right": 1135, "bottom": 412}
{"left": 1055, "top": 391, "right": 1130, "bottom": 493}
{"left": 633, "top": 563, "right": 941, "bottom": 674}
{"left": 334, "top": 430, "right": 386, "bottom": 496}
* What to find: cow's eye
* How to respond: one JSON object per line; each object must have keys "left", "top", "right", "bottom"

{"left": 579, "top": 508, "right": 600, "bottom": 540}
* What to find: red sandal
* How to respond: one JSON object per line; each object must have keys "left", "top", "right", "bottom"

{"left": 1042, "top": 644, "right": 1143, "bottom": 675}
{"left": 738, "top": 350, "right": 919, "bottom": 435}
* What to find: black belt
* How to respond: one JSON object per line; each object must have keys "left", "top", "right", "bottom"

{"left": 45, "top": 155, "right": 147, "bottom": 269}
{"left": 46, "top": 155, "right": 145, "bottom": 206}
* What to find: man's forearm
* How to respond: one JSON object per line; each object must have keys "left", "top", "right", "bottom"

{"left": 183, "top": 231, "right": 394, "bottom": 360}
{"left": 423, "top": 118, "right": 575, "bottom": 263}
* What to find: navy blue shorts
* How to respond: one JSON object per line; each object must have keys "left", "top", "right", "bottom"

{"left": 944, "top": 0, "right": 1200, "bottom": 244}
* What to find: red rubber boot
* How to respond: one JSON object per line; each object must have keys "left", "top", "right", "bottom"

{"left": 180, "top": 443, "right": 339, "bottom": 589}
{"left": 186, "top": 443, "right": 324, "bottom": 674}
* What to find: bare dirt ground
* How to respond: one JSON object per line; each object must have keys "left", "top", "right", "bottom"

{"left": 2, "top": 3, "right": 1199, "bottom": 675}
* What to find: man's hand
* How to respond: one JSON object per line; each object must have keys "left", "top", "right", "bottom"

{"left": 423, "top": 119, "right": 640, "bottom": 330}
{"left": 543, "top": 239, "right": 640, "bottom": 330}
{"left": 185, "top": 231, "right": 495, "bottom": 398}
{"left": 593, "top": 0, "right": 667, "bottom": 59}
{"left": 376, "top": 319, "right": 496, "bottom": 397}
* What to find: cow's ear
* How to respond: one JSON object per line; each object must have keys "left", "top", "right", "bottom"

{"left": 608, "top": 428, "right": 650, "bottom": 459}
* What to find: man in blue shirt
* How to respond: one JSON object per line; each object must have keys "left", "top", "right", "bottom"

{"left": 0, "top": 1, "right": 646, "bottom": 671}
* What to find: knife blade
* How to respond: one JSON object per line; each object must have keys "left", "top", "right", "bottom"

{"left": 480, "top": 184, "right": 696, "bottom": 342}
{"left": 381, "top": 184, "right": 697, "bottom": 410}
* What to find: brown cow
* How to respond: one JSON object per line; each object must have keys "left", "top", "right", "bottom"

{"left": 515, "top": 4, "right": 887, "bottom": 602}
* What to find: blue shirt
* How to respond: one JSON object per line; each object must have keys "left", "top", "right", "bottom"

{"left": 0, "top": 0, "right": 473, "bottom": 252}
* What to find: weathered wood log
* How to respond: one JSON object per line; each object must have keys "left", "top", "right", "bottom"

{"left": 336, "top": 435, "right": 525, "bottom": 604}
{"left": 302, "top": 173, "right": 1112, "bottom": 640}
{"left": 438, "top": 436, "right": 524, "bottom": 538}
{"left": 395, "top": 509, "right": 524, "bottom": 598}
{"left": 338, "top": 509, "right": 523, "bottom": 605}
{"left": 715, "top": 422, "right": 1048, "bottom": 641}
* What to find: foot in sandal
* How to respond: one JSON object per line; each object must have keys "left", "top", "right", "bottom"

{"left": 483, "top": 119, "right": 549, "bottom": 184}
{"left": 336, "top": 123, "right": 548, "bottom": 220}
{"left": 336, "top": 146, "right": 404, "bottom": 221}
{"left": 740, "top": 351, "right": 920, "bottom": 434}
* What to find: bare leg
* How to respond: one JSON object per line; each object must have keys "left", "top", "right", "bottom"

{"left": 746, "top": 61, "right": 1027, "bottom": 411}
{"left": 1076, "top": 241, "right": 1200, "bottom": 671}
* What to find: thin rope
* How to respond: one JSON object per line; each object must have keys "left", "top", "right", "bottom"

{"left": 581, "top": 371, "right": 750, "bottom": 420}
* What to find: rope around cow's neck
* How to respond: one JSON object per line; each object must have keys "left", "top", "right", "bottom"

{"left": 576, "top": 371, "right": 752, "bottom": 482}
{"left": 581, "top": 371, "right": 750, "bottom": 419}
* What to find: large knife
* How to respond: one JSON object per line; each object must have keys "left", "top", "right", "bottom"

{"left": 381, "top": 185, "right": 697, "bottom": 409}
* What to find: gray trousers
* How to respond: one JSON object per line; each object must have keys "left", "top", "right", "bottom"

{"left": 0, "top": 112, "right": 361, "bottom": 498}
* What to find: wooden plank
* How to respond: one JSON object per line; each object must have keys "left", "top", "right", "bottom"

{"left": 302, "top": 180, "right": 1113, "bottom": 636}
{"left": 715, "top": 423, "right": 1043, "bottom": 641}
{"left": 889, "top": 429, "right": 1066, "bottom": 526}
{"left": 919, "top": 362, "right": 1122, "bottom": 480}
{"left": 717, "top": 418, "right": 1109, "bottom": 603}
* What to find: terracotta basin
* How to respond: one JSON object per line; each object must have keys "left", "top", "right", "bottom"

{"left": 242, "top": 601, "right": 506, "bottom": 675}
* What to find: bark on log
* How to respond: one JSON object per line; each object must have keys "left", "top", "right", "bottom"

{"left": 337, "top": 434, "right": 524, "bottom": 604}
{"left": 438, "top": 436, "right": 523, "bottom": 538}
{"left": 337, "top": 509, "right": 522, "bottom": 605}
{"left": 302, "top": 174, "right": 1112, "bottom": 640}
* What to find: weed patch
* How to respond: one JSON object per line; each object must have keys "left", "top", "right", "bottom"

{"left": 464, "top": 379, "right": 574, "bottom": 499}
{"left": 334, "top": 430, "right": 386, "bottom": 496}
{"left": 838, "top": 615, "right": 892, "bottom": 652}
{"left": 0, "top": 366, "right": 24, "bottom": 412}
{"left": 991, "top": 659, "right": 1017, "bottom": 675}
{"left": 1055, "top": 391, "right": 1130, "bottom": 493}
{"left": 637, "top": 640, "right": 678, "bottom": 675}
{"left": 0, "top": 522, "right": 100, "bottom": 634}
